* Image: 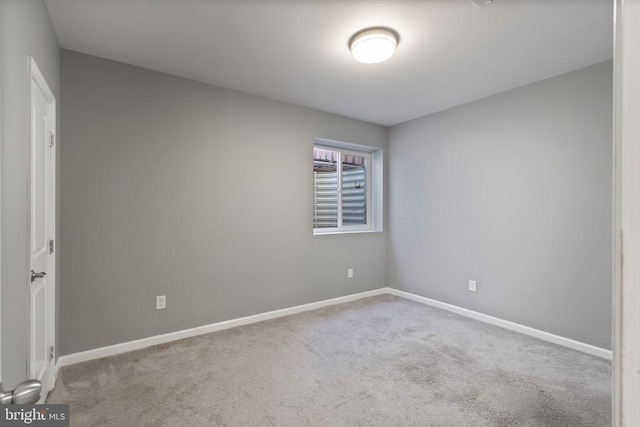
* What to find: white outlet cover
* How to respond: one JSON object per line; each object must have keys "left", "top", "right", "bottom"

{"left": 469, "top": 280, "right": 477, "bottom": 292}
{"left": 347, "top": 268, "right": 354, "bottom": 278}
{"left": 156, "top": 295, "right": 166, "bottom": 310}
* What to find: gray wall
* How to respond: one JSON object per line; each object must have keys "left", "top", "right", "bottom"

{"left": 388, "top": 61, "right": 613, "bottom": 349}
{"left": 60, "top": 50, "right": 387, "bottom": 355}
{"left": 0, "top": 0, "right": 60, "bottom": 388}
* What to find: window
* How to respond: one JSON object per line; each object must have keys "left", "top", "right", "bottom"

{"left": 313, "top": 139, "right": 382, "bottom": 234}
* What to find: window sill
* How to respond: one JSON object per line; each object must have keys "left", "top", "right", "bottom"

{"left": 313, "top": 229, "right": 382, "bottom": 236}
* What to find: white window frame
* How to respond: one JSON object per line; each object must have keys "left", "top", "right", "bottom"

{"left": 313, "top": 138, "right": 382, "bottom": 235}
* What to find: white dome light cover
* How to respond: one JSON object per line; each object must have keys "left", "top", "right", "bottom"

{"left": 350, "top": 28, "right": 399, "bottom": 64}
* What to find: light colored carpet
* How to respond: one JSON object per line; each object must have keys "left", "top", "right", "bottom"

{"left": 48, "top": 295, "right": 611, "bottom": 426}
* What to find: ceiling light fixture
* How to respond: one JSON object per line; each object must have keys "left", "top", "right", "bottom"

{"left": 349, "top": 28, "right": 399, "bottom": 64}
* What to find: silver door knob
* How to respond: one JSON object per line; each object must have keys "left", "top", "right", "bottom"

{"left": 0, "top": 390, "right": 12, "bottom": 405}
{"left": 30, "top": 270, "right": 46, "bottom": 282}
{"left": 12, "top": 380, "right": 42, "bottom": 404}
{"left": 0, "top": 380, "right": 41, "bottom": 404}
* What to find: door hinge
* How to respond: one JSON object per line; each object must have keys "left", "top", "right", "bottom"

{"left": 49, "top": 239, "right": 54, "bottom": 254}
{"left": 49, "top": 345, "right": 55, "bottom": 361}
{"left": 49, "top": 133, "right": 55, "bottom": 147}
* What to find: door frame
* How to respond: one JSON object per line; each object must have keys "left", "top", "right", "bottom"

{"left": 27, "top": 56, "right": 56, "bottom": 396}
{"left": 613, "top": 0, "right": 640, "bottom": 426}
{"left": 0, "top": 13, "right": 3, "bottom": 387}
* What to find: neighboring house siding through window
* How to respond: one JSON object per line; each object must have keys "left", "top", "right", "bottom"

{"left": 313, "top": 144, "right": 372, "bottom": 234}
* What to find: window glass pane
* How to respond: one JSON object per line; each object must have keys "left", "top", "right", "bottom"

{"left": 313, "top": 148, "right": 338, "bottom": 228}
{"left": 342, "top": 153, "right": 367, "bottom": 226}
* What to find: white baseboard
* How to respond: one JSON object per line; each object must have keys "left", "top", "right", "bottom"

{"left": 56, "top": 286, "right": 611, "bottom": 373}
{"left": 386, "top": 288, "right": 612, "bottom": 360}
{"left": 56, "top": 288, "right": 388, "bottom": 369}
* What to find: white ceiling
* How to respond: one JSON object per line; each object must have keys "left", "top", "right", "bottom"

{"left": 44, "top": 0, "right": 613, "bottom": 126}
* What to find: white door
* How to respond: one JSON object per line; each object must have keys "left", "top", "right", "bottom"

{"left": 29, "top": 58, "right": 56, "bottom": 400}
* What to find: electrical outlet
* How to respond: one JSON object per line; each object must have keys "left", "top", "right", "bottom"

{"left": 469, "top": 280, "right": 477, "bottom": 292}
{"left": 156, "top": 295, "right": 166, "bottom": 310}
{"left": 347, "top": 268, "right": 354, "bottom": 279}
